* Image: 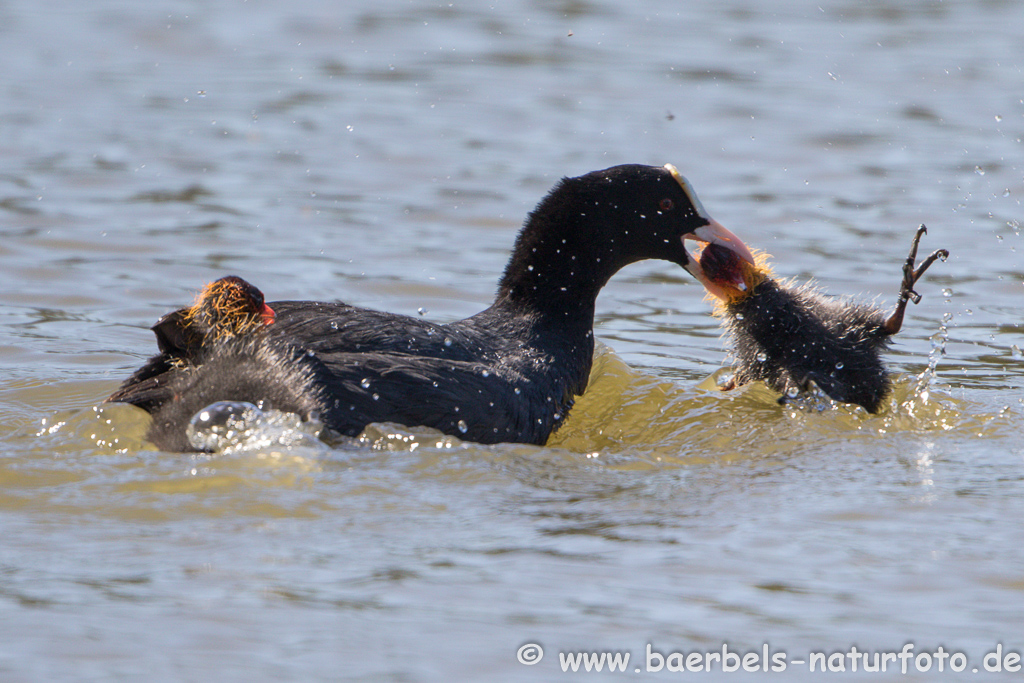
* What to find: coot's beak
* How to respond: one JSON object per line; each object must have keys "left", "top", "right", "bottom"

{"left": 663, "top": 164, "right": 756, "bottom": 295}
{"left": 260, "top": 303, "right": 276, "bottom": 326}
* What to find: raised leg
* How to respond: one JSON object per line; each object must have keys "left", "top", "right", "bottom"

{"left": 882, "top": 225, "right": 950, "bottom": 335}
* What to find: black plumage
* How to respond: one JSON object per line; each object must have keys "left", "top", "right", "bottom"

{"left": 697, "top": 226, "right": 948, "bottom": 412}
{"left": 108, "top": 164, "right": 756, "bottom": 451}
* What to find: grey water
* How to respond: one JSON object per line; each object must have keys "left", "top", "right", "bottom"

{"left": 1, "top": 0, "right": 1022, "bottom": 680}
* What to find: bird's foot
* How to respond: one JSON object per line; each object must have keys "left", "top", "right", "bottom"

{"left": 882, "top": 225, "right": 949, "bottom": 335}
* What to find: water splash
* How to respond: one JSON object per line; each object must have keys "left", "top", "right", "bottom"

{"left": 892, "top": 311, "right": 951, "bottom": 426}
{"left": 186, "top": 401, "right": 324, "bottom": 453}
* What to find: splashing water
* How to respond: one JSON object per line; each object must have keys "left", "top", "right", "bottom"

{"left": 890, "top": 311, "right": 952, "bottom": 428}
{"left": 186, "top": 401, "right": 325, "bottom": 453}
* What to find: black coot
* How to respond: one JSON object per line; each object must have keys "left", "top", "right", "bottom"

{"left": 109, "top": 164, "right": 755, "bottom": 451}
{"left": 695, "top": 225, "right": 948, "bottom": 412}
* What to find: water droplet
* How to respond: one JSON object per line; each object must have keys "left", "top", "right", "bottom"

{"left": 735, "top": 312, "right": 745, "bottom": 320}
{"left": 372, "top": 393, "right": 380, "bottom": 401}
{"left": 417, "top": 307, "right": 427, "bottom": 316}
{"left": 553, "top": 412, "right": 561, "bottom": 420}
{"left": 942, "top": 288, "right": 952, "bottom": 297}
{"left": 360, "top": 378, "right": 371, "bottom": 389}
{"left": 1012, "top": 344, "right": 1023, "bottom": 360}
{"left": 995, "top": 114, "right": 1003, "bottom": 122}
{"left": 457, "top": 419, "right": 468, "bottom": 433}
{"left": 514, "top": 387, "right": 521, "bottom": 395}
{"left": 481, "top": 370, "right": 490, "bottom": 377}
{"left": 443, "top": 337, "right": 453, "bottom": 347}
{"left": 756, "top": 351, "right": 767, "bottom": 362}
{"left": 1003, "top": 189, "right": 1011, "bottom": 198}
{"left": 835, "top": 362, "right": 844, "bottom": 370}
{"left": 939, "top": 252, "right": 948, "bottom": 262}
{"left": 527, "top": 265, "right": 534, "bottom": 271}
{"left": 786, "top": 386, "right": 800, "bottom": 398}
{"left": 330, "top": 320, "right": 339, "bottom": 330}
{"left": 975, "top": 165, "right": 985, "bottom": 175}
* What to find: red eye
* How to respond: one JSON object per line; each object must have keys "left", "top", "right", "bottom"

{"left": 659, "top": 198, "right": 674, "bottom": 212}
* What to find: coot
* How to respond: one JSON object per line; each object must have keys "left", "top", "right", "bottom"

{"left": 695, "top": 225, "right": 948, "bottom": 412}
{"left": 109, "top": 164, "right": 755, "bottom": 450}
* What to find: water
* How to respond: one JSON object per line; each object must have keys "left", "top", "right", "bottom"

{"left": 2, "top": 0, "right": 1023, "bottom": 680}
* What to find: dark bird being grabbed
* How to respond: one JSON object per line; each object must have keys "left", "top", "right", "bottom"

{"left": 107, "top": 164, "right": 756, "bottom": 451}
{"left": 694, "top": 225, "right": 949, "bottom": 412}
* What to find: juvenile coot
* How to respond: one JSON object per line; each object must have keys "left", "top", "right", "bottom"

{"left": 109, "top": 164, "right": 756, "bottom": 451}
{"left": 108, "top": 276, "right": 275, "bottom": 409}
{"left": 154, "top": 275, "right": 275, "bottom": 355}
{"left": 695, "top": 225, "right": 948, "bottom": 412}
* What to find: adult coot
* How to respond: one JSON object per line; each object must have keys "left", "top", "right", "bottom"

{"left": 109, "top": 164, "right": 755, "bottom": 450}
{"left": 695, "top": 225, "right": 948, "bottom": 412}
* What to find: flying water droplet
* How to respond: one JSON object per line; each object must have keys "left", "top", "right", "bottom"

{"left": 330, "top": 320, "right": 339, "bottom": 330}
{"left": 443, "top": 337, "right": 453, "bottom": 347}
{"left": 457, "top": 420, "right": 468, "bottom": 433}
{"left": 735, "top": 312, "right": 745, "bottom": 320}
{"left": 942, "top": 288, "right": 952, "bottom": 297}
{"left": 755, "top": 351, "right": 767, "bottom": 362}
{"left": 975, "top": 165, "right": 985, "bottom": 175}
{"left": 514, "top": 387, "right": 521, "bottom": 395}
{"left": 1011, "top": 344, "right": 1023, "bottom": 360}
{"left": 361, "top": 378, "right": 371, "bottom": 389}
{"left": 372, "top": 393, "right": 380, "bottom": 401}
{"left": 417, "top": 307, "right": 427, "bottom": 316}
{"left": 786, "top": 386, "right": 800, "bottom": 398}
{"left": 835, "top": 362, "right": 844, "bottom": 370}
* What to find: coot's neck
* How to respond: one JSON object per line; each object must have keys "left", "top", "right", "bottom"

{"left": 494, "top": 181, "right": 627, "bottom": 331}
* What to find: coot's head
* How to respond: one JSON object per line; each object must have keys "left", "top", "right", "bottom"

{"left": 695, "top": 241, "right": 772, "bottom": 303}
{"left": 152, "top": 276, "right": 276, "bottom": 356}
{"left": 500, "top": 164, "right": 756, "bottom": 304}
{"left": 186, "top": 275, "right": 276, "bottom": 337}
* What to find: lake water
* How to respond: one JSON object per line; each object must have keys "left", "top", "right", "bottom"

{"left": 1, "top": 0, "right": 1022, "bottom": 680}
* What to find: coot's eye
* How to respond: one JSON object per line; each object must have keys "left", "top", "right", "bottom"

{"left": 659, "top": 198, "right": 674, "bottom": 212}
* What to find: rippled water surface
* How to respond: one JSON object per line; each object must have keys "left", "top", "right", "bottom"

{"left": 2, "top": 0, "right": 1023, "bottom": 680}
